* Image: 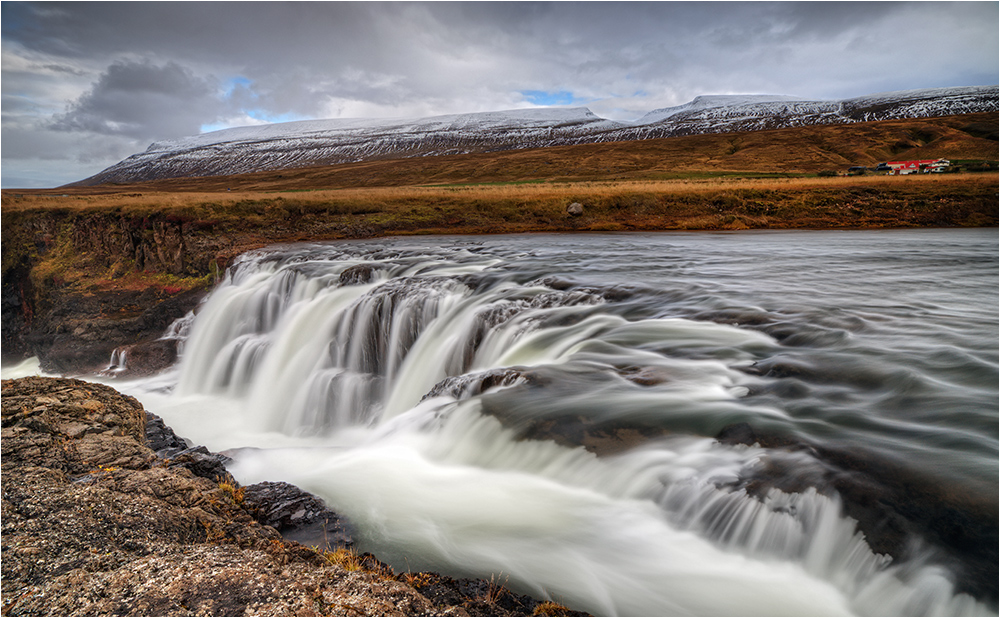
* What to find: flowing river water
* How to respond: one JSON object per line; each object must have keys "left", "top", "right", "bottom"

{"left": 14, "top": 229, "right": 998, "bottom": 616}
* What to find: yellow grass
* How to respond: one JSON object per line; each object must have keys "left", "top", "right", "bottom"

{"left": 2, "top": 172, "right": 990, "bottom": 213}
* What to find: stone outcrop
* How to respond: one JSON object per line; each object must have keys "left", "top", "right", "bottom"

{"left": 1, "top": 210, "right": 232, "bottom": 372}
{"left": 1, "top": 376, "right": 586, "bottom": 617}
{"left": 241, "top": 481, "right": 355, "bottom": 551}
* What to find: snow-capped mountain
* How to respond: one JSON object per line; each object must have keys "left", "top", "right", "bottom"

{"left": 73, "top": 86, "right": 997, "bottom": 185}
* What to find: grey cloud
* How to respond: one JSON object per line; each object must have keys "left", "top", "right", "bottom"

{"left": 2, "top": 125, "right": 79, "bottom": 161}
{"left": 7, "top": 3, "right": 997, "bottom": 105}
{"left": 50, "top": 60, "right": 223, "bottom": 140}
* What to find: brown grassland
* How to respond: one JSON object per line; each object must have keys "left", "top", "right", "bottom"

{"left": 4, "top": 172, "right": 998, "bottom": 233}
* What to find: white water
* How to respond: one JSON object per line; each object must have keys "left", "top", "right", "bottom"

{"left": 29, "top": 232, "right": 995, "bottom": 616}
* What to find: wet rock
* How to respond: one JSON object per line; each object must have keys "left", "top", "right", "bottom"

{"left": 715, "top": 421, "right": 801, "bottom": 450}
{"left": 532, "top": 276, "right": 576, "bottom": 291}
{"left": 619, "top": 366, "right": 676, "bottom": 386}
{"left": 497, "top": 412, "right": 672, "bottom": 457}
{"left": 530, "top": 276, "right": 638, "bottom": 303}
{"left": 101, "top": 338, "right": 180, "bottom": 378}
{"left": 143, "top": 412, "right": 230, "bottom": 480}
{"left": 242, "top": 481, "right": 354, "bottom": 550}
{"left": 469, "top": 367, "right": 675, "bottom": 457}
{"left": 423, "top": 368, "right": 532, "bottom": 402}
{"left": 145, "top": 412, "right": 190, "bottom": 455}
{"left": 26, "top": 287, "right": 205, "bottom": 375}
{"left": 339, "top": 263, "right": 377, "bottom": 285}
{"left": 166, "top": 445, "right": 231, "bottom": 481}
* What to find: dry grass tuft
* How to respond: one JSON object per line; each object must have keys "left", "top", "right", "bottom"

{"left": 477, "top": 572, "right": 511, "bottom": 605}
{"left": 322, "top": 547, "right": 365, "bottom": 572}
{"left": 533, "top": 600, "right": 574, "bottom": 616}
{"left": 216, "top": 474, "right": 245, "bottom": 506}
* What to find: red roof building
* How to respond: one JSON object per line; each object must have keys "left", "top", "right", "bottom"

{"left": 885, "top": 159, "right": 950, "bottom": 174}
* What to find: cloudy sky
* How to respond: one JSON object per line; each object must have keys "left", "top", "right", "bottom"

{"left": 2, "top": 1, "right": 997, "bottom": 188}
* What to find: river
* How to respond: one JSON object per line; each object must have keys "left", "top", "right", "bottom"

{"left": 13, "top": 229, "right": 998, "bottom": 615}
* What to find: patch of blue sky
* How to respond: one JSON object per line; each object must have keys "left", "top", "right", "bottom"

{"left": 199, "top": 122, "right": 234, "bottom": 133}
{"left": 520, "top": 90, "right": 583, "bottom": 106}
{"left": 223, "top": 76, "right": 254, "bottom": 96}
{"left": 200, "top": 109, "right": 309, "bottom": 134}
{"left": 245, "top": 109, "right": 306, "bottom": 124}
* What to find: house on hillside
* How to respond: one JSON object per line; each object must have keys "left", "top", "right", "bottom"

{"left": 883, "top": 159, "right": 950, "bottom": 175}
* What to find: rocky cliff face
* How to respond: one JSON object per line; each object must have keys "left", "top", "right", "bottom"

{"left": 2, "top": 211, "right": 221, "bottom": 372}
{"left": 1, "top": 376, "right": 585, "bottom": 616}
{"left": 1, "top": 205, "right": 402, "bottom": 372}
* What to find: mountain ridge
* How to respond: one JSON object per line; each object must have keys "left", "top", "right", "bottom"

{"left": 71, "top": 85, "right": 998, "bottom": 186}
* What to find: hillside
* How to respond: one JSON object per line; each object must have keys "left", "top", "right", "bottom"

{"left": 35, "top": 112, "right": 998, "bottom": 195}
{"left": 69, "top": 86, "right": 998, "bottom": 186}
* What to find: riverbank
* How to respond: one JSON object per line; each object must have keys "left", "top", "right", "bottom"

{"left": 1, "top": 375, "right": 586, "bottom": 617}
{"left": 3, "top": 173, "right": 997, "bottom": 372}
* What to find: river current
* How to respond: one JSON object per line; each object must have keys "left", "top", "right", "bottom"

{"left": 21, "top": 229, "right": 1000, "bottom": 615}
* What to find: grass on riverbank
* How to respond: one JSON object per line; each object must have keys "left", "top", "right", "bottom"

{"left": 4, "top": 173, "right": 997, "bottom": 233}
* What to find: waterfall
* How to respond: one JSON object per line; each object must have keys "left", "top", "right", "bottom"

{"left": 176, "top": 245, "right": 607, "bottom": 431}
{"left": 159, "top": 239, "right": 992, "bottom": 617}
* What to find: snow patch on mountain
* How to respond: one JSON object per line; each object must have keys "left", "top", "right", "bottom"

{"left": 74, "top": 85, "right": 998, "bottom": 186}
{"left": 635, "top": 94, "right": 806, "bottom": 124}
{"left": 147, "top": 107, "right": 621, "bottom": 154}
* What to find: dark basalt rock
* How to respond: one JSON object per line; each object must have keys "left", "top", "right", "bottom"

{"left": 167, "top": 445, "right": 231, "bottom": 481}
{"left": 144, "top": 417, "right": 352, "bottom": 550}
{"left": 423, "top": 367, "right": 532, "bottom": 402}
{"left": 101, "top": 338, "right": 180, "bottom": 378}
{"left": 242, "top": 481, "right": 354, "bottom": 550}
{"left": 145, "top": 412, "right": 190, "bottom": 455}
{"left": 26, "top": 287, "right": 205, "bottom": 375}
{"left": 1, "top": 259, "right": 33, "bottom": 364}
{"left": 339, "top": 263, "right": 377, "bottom": 285}
{"left": 143, "top": 412, "right": 231, "bottom": 481}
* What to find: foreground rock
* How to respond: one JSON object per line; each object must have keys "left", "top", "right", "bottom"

{"left": 1, "top": 377, "right": 586, "bottom": 617}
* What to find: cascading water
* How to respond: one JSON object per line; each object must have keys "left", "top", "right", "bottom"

{"left": 119, "top": 231, "right": 997, "bottom": 616}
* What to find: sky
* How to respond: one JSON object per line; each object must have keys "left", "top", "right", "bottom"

{"left": 2, "top": 2, "right": 997, "bottom": 188}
